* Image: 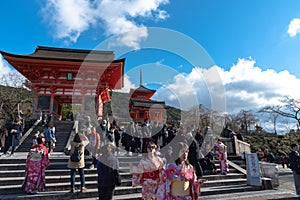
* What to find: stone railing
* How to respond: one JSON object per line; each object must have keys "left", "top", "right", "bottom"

{"left": 221, "top": 136, "right": 251, "bottom": 156}
{"left": 234, "top": 136, "right": 251, "bottom": 156}
{"left": 16, "top": 119, "right": 41, "bottom": 151}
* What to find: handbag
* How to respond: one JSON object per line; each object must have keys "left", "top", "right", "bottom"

{"left": 64, "top": 148, "right": 71, "bottom": 156}
{"left": 70, "top": 147, "right": 82, "bottom": 162}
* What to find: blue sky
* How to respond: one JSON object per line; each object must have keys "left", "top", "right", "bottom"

{"left": 1, "top": 0, "right": 300, "bottom": 132}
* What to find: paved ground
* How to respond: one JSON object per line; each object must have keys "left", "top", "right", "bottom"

{"left": 203, "top": 165, "right": 299, "bottom": 200}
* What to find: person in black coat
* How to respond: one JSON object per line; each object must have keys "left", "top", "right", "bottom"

{"left": 289, "top": 143, "right": 300, "bottom": 196}
{"left": 264, "top": 149, "right": 275, "bottom": 163}
{"left": 195, "top": 130, "right": 204, "bottom": 148}
{"left": 186, "top": 131, "right": 203, "bottom": 178}
{"left": 141, "top": 118, "right": 152, "bottom": 153}
{"left": 97, "top": 143, "right": 120, "bottom": 200}
{"left": 3, "top": 118, "right": 23, "bottom": 157}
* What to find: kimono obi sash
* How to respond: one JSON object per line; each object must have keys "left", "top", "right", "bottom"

{"left": 142, "top": 169, "right": 159, "bottom": 181}
{"left": 171, "top": 180, "right": 190, "bottom": 196}
{"left": 30, "top": 148, "right": 43, "bottom": 161}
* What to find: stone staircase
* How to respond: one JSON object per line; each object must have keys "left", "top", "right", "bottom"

{"left": 0, "top": 150, "right": 266, "bottom": 200}
{"left": 17, "top": 121, "right": 74, "bottom": 152}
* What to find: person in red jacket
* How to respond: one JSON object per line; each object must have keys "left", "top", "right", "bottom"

{"left": 257, "top": 148, "right": 265, "bottom": 161}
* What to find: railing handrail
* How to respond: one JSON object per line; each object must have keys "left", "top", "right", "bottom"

{"left": 237, "top": 139, "right": 251, "bottom": 147}
{"left": 234, "top": 136, "right": 251, "bottom": 156}
{"left": 228, "top": 160, "right": 247, "bottom": 175}
{"left": 16, "top": 119, "right": 41, "bottom": 151}
{"left": 64, "top": 120, "right": 78, "bottom": 151}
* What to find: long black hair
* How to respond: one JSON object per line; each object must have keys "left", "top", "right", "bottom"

{"left": 73, "top": 133, "right": 82, "bottom": 143}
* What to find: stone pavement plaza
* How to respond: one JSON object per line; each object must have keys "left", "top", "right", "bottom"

{"left": 202, "top": 165, "right": 299, "bottom": 200}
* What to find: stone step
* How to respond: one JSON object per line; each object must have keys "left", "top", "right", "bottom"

{"left": 17, "top": 121, "right": 74, "bottom": 152}
{"left": 0, "top": 183, "right": 263, "bottom": 200}
{"left": 0, "top": 187, "right": 142, "bottom": 200}
{"left": 201, "top": 184, "right": 262, "bottom": 196}
{"left": 0, "top": 169, "right": 133, "bottom": 179}
{"left": 0, "top": 180, "right": 143, "bottom": 195}
{"left": 0, "top": 168, "right": 244, "bottom": 184}
{"left": 0, "top": 162, "right": 243, "bottom": 176}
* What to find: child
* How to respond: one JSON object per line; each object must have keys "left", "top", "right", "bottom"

{"left": 32, "top": 131, "right": 41, "bottom": 147}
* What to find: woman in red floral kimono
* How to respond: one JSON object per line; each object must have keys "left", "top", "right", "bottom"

{"left": 23, "top": 137, "right": 50, "bottom": 194}
{"left": 157, "top": 142, "right": 206, "bottom": 200}
{"left": 214, "top": 138, "right": 229, "bottom": 175}
{"left": 131, "top": 141, "right": 165, "bottom": 200}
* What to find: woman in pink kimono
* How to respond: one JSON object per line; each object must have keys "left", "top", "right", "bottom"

{"left": 131, "top": 141, "right": 164, "bottom": 200}
{"left": 157, "top": 142, "right": 205, "bottom": 200}
{"left": 23, "top": 137, "right": 50, "bottom": 194}
{"left": 214, "top": 138, "right": 229, "bottom": 175}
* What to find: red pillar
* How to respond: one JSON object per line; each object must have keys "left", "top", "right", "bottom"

{"left": 81, "top": 88, "right": 86, "bottom": 114}
{"left": 33, "top": 94, "right": 39, "bottom": 117}
{"left": 97, "top": 94, "right": 103, "bottom": 119}
{"left": 49, "top": 94, "right": 54, "bottom": 114}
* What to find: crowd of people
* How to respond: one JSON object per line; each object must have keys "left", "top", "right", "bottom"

{"left": 4, "top": 112, "right": 300, "bottom": 199}
{"left": 62, "top": 115, "right": 225, "bottom": 199}
{"left": 0, "top": 114, "right": 231, "bottom": 199}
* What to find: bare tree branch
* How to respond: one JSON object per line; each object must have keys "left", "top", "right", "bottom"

{"left": 259, "top": 96, "right": 300, "bottom": 128}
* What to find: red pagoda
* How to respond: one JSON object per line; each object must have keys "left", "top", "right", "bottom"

{"left": 128, "top": 70, "right": 168, "bottom": 122}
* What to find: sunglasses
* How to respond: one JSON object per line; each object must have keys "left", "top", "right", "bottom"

{"left": 147, "top": 145, "right": 156, "bottom": 150}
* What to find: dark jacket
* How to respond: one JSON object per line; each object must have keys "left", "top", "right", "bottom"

{"left": 7, "top": 123, "right": 23, "bottom": 147}
{"left": 289, "top": 150, "right": 300, "bottom": 173}
{"left": 97, "top": 154, "right": 119, "bottom": 187}
{"left": 266, "top": 152, "right": 275, "bottom": 163}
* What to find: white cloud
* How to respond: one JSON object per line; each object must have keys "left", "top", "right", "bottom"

{"left": 288, "top": 18, "right": 300, "bottom": 37}
{"left": 41, "top": 0, "right": 169, "bottom": 47}
{"left": 152, "top": 57, "right": 300, "bottom": 115}
{"left": 151, "top": 58, "right": 300, "bottom": 133}
{"left": 114, "top": 74, "right": 137, "bottom": 93}
{"left": 108, "top": 27, "right": 148, "bottom": 49}
{"left": 153, "top": 68, "right": 209, "bottom": 110}
{"left": 0, "top": 55, "right": 13, "bottom": 76}
{"left": 218, "top": 58, "right": 300, "bottom": 112}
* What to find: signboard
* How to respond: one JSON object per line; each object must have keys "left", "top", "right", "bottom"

{"left": 66, "top": 72, "right": 73, "bottom": 81}
{"left": 245, "top": 153, "right": 262, "bottom": 186}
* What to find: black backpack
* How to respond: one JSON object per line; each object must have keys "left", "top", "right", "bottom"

{"left": 70, "top": 146, "right": 82, "bottom": 162}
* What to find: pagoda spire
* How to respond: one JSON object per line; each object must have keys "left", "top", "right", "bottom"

{"left": 140, "top": 68, "right": 142, "bottom": 86}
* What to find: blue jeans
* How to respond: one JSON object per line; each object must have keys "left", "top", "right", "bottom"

{"left": 293, "top": 171, "right": 300, "bottom": 195}
{"left": 70, "top": 168, "right": 85, "bottom": 189}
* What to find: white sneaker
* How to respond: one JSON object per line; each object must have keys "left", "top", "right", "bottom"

{"left": 89, "top": 165, "right": 94, "bottom": 169}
